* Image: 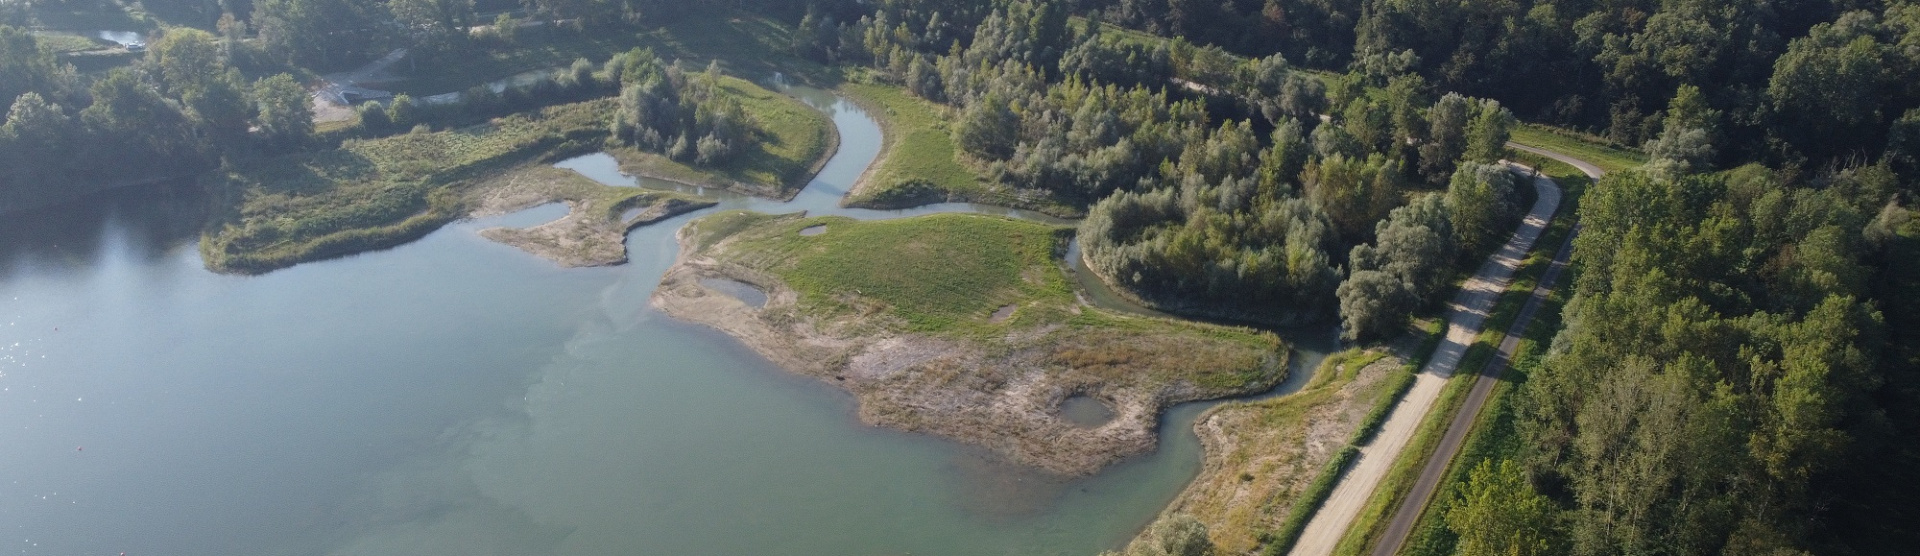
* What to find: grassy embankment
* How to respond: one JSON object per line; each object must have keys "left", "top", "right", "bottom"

{"left": 1509, "top": 124, "right": 1646, "bottom": 175}
{"left": 1326, "top": 169, "right": 1588, "bottom": 556}
{"left": 839, "top": 82, "right": 1083, "bottom": 217}
{"left": 608, "top": 73, "right": 835, "bottom": 200}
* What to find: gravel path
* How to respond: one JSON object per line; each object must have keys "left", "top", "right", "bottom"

{"left": 1285, "top": 161, "right": 1564, "bottom": 556}
{"left": 1357, "top": 145, "right": 1608, "bottom": 556}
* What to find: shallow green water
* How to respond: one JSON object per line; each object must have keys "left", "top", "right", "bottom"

{"left": 0, "top": 86, "right": 1334, "bottom": 556}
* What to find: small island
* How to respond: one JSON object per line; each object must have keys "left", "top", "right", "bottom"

{"left": 653, "top": 210, "right": 1286, "bottom": 475}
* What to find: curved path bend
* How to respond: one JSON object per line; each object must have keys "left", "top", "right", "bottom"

{"left": 1286, "top": 153, "right": 1573, "bottom": 556}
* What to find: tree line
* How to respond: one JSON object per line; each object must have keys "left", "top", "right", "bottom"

{"left": 0, "top": 26, "right": 310, "bottom": 210}
{"left": 1432, "top": 164, "right": 1920, "bottom": 555}
{"left": 1079, "top": 0, "right": 1920, "bottom": 182}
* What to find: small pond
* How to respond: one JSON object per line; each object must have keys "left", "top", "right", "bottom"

{"left": 699, "top": 278, "right": 769, "bottom": 309}
{"left": 1059, "top": 396, "right": 1117, "bottom": 427}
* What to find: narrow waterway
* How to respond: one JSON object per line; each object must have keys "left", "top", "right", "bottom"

{"left": 0, "top": 85, "right": 1333, "bottom": 556}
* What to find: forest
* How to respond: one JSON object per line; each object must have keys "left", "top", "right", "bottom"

{"left": 4, "top": 0, "right": 1919, "bottom": 553}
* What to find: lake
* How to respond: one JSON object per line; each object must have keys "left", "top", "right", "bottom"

{"left": 0, "top": 87, "right": 1333, "bottom": 556}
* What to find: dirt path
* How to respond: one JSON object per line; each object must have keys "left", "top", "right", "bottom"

{"left": 1285, "top": 163, "right": 1564, "bottom": 556}
{"left": 1358, "top": 147, "right": 1606, "bottom": 556}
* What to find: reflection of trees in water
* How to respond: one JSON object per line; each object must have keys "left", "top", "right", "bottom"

{"left": 0, "top": 180, "right": 209, "bottom": 277}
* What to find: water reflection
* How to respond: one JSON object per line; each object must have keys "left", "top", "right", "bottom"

{"left": 0, "top": 180, "right": 206, "bottom": 281}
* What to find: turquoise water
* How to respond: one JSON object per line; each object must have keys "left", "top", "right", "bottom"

{"left": 0, "top": 86, "right": 1334, "bottom": 556}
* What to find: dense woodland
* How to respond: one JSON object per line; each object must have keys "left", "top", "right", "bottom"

{"left": 789, "top": 0, "right": 1522, "bottom": 327}
{"left": 4, "top": 0, "right": 1920, "bottom": 553}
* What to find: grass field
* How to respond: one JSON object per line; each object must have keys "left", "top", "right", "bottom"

{"left": 1509, "top": 124, "right": 1646, "bottom": 174}
{"left": 689, "top": 211, "right": 1280, "bottom": 389}
{"left": 201, "top": 100, "right": 617, "bottom": 273}
{"left": 608, "top": 73, "right": 833, "bottom": 197}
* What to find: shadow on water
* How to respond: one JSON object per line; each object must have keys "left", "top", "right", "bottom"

{"left": 0, "top": 179, "right": 208, "bottom": 280}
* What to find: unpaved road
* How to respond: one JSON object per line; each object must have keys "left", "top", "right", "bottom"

{"left": 1359, "top": 146, "right": 1607, "bottom": 556}
{"left": 1285, "top": 161, "right": 1564, "bottom": 556}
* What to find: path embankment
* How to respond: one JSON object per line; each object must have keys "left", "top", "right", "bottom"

{"left": 1358, "top": 146, "right": 1606, "bottom": 556}
{"left": 1285, "top": 164, "right": 1562, "bottom": 556}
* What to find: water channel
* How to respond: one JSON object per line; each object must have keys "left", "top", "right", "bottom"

{"left": 0, "top": 85, "right": 1334, "bottom": 555}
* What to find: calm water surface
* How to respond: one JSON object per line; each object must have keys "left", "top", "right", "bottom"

{"left": 0, "top": 87, "right": 1333, "bottom": 556}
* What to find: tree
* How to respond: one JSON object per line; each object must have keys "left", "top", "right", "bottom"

{"left": 0, "top": 25, "right": 72, "bottom": 107}
{"left": 1445, "top": 460, "right": 1560, "bottom": 556}
{"left": 1, "top": 92, "right": 72, "bottom": 182}
{"left": 1766, "top": 13, "right": 1892, "bottom": 162}
{"left": 386, "top": 93, "right": 419, "bottom": 129}
{"left": 1464, "top": 99, "right": 1514, "bottom": 163}
{"left": 1419, "top": 93, "right": 1472, "bottom": 185}
{"left": 1645, "top": 126, "right": 1716, "bottom": 180}
{"left": 358, "top": 102, "right": 391, "bottom": 133}
{"left": 81, "top": 69, "right": 179, "bottom": 137}
{"left": 1257, "top": 118, "right": 1309, "bottom": 196}
{"left": 1338, "top": 269, "right": 1414, "bottom": 341}
{"left": 254, "top": 0, "right": 389, "bottom": 68}
{"left": 1444, "top": 162, "right": 1519, "bottom": 256}
{"left": 1339, "top": 193, "right": 1455, "bottom": 341}
{"left": 148, "top": 29, "right": 223, "bottom": 97}
{"left": 253, "top": 73, "right": 312, "bottom": 148}
{"left": 390, "top": 0, "right": 474, "bottom": 54}
{"left": 956, "top": 93, "right": 1018, "bottom": 159}
{"left": 185, "top": 68, "right": 255, "bottom": 148}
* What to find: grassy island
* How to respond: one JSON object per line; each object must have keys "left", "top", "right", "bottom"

{"left": 655, "top": 211, "right": 1285, "bottom": 475}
